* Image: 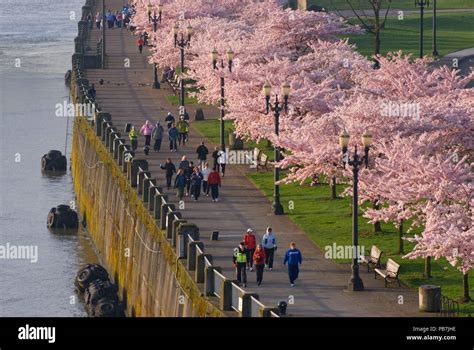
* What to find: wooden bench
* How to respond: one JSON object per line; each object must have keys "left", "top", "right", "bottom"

{"left": 360, "top": 245, "right": 383, "bottom": 272}
{"left": 375, "top": 258, "right": 401, "bottom": 287}
{"left": 166, "top": 73, "right": 180, "bottom": 94}
{"left": 257, "top": 152, "right": 269, "bottom": 172}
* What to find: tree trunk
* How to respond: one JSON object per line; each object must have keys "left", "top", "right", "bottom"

{"left": 372, "top": 200, "right": 382, "bottom": 233}
{"left": 331, "top": 176, "right": 337, "bottom": 199}
{"left": 398, "top": 220, "right": 404, "bottom": 254}
{"left": 463, "top": 273, "right": 471, "bottom": 302}
{"left": 424, "top": 256, "right": 432, "bottom": 278}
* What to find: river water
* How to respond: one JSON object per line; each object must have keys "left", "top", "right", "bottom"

{"left": 0, "top": 0, "right": 98, "bottom": 316}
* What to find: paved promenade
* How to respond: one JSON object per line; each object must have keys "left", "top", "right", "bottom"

{"left": 83, "top": 0, "right": 433, "bottom": 316}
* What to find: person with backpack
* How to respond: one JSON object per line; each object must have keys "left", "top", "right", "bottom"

{"left": 174, "top": 169, "right": 187, "bottom": 201}
{"left": 207, "top": 168, "right": 221, "bottom": 202}
{"left": 137, "top": 36, "right": 144, "bottom": 54}
{"left": 168, "top": 123, "right": 178, "bottom": 152}
{"left": 244, "top": 228, "right": 257, "bottom": 271}
{"left": 160, "top": 158, "right": 176, "bottom": 190}
{"left": 262, "top": 227, "right": 277, "bottom": 271}
{"left": 129, "top": 126, "right": 138, "bottom": 151}
{"left": 196, "top": 141, "right": 209, "bottom": 168}
{"left": 253, "top": 244, "right": 266, "bottom": 286}
{"left": 152, "top": 121, "right": 164, "bottom": 152}
{"left": 190, "top": 167, "right": 203, "bottom": 201}
{"left": 283, "top": 242, "right": 303, "bottom": 287}
{"left": 233, "top": 242, "right": 247, "bottom": 287}
{"left": 140, "top": 120, "right": 153, "bottom": 147}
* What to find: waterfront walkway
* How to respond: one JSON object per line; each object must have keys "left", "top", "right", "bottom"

{"left": 83, "top": 1, "right": 431, "bottom": 317}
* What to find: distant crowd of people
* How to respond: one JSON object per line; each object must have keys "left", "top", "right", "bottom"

{"left": 89, "top": 4, "right": 135, "bottom": 31}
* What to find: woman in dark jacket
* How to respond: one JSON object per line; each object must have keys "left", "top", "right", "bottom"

{"left": 160, "top": 158, "right": 176, "bottom": 190}
{"left": 174, "top": 169, "right": 187, "bottom": 201}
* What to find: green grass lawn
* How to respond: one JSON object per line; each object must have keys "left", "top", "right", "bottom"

{"left": 248, "top": 171, "right": 474, "bottom": 316}
{"left": 193, "top": 119, "right": 473, "bottom": 316}
{"left": 345, "top": 12, "right": 474, "bottom": 57}
{"left": 308, "top": 0, "right": 474, "bottom": 10}
{"left": 166, "top": 95, "right": 199, "bottom": 106}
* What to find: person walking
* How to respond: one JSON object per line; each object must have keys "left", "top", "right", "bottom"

{"left": 207, "top": 168, "right": 221, "bottom": 202}
{"left": 212, "top": 147, "right": 226, "bottom": 177}
{"left": 196, "top": 141, "right": 208, "bottom": 168}
{"left": 176, "top": 116, "right": 189, "bottom": 146}
{"left": 165, "top": 112, "right": 175, "bottom": 129}
{"left": 95, "top": 12, "right": 102, "bottom": 29}
{"left": 168, "top": 123, "right": 178, "bottom": 152}
{"left": 190, "top": 167, "right": 203, "bottom": 201}
{"left": 116, "top": 11, "right": 122, "bottom": 28}
{"left": 201, "top": 162, "right": 211, "bottom": 196}
{"left": 179, "top": 155, "right": 189, "bottom": 172}
{"left": 283, "top": 242, "right": 303, "bottom": 287}
{"left": 244, "top": 228, "right": 257, "bottom": 271}
{"left": 137, "top": 36, "right": 144, "bottom": 54}
{"left": 253, "top": 244, "right": 266, "bottom": 286}
{"left": 212, "top": 146, "right": 220, "bottom": 171}
{"left": 140, "top": 120, "right": 153, "bottom": 147}
{"left": 262, "top": 227, "right": 277, "bottom": 271}
{"left": 152, "top": 121, "right": 164, "bottom": 152}
{"left": 160, "top": 158, "right": 176, "bottom": 190}
{"left": 106, "top": 10, "right": 114, "bottom": 29}
{"left": 184, "top": 161, "right": 194, "bottom": 197}
{"left": 129, "top": 126, "right": 138, "bottom": 151}
{"left": 233, "top": 242, "right": 247, "bottom": 287}
{"left": 174, "top": 169, "right": 187, "bottom": 201}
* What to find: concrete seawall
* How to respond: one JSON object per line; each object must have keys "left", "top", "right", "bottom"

{"left": 71, "top": 101, "right": 226, "bottom": 317}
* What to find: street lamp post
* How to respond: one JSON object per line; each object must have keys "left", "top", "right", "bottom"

{"left": 432, "top": 0, "right": 439, "bottom": 56}
{"left": 101, "top": 0, "right": 106, "bottom": 69}
{"left": 415, "top": 0, "right": 430, "bottom": 59}
{"left": 173, "top": 23, "right": 193, "bottom": 116}
{"left": 211, "top": 48, "right": 234, "bottom": 151}
{"left": 263, "top": 82, "right": 291, "bottom": 216}
{"left": 148, "top": 3, "right": 163, "bottom": 89}
{"left": 339, "top": 130, "right": 373, "bottom": 291}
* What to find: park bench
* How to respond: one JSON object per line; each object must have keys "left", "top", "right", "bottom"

{"left": 360, "top": 245, "right": 383, "bottom": 272}
{"left": 256, "top": 150, "right": 270, "bottom": 172}
{"left": 375, "top": 258, "right": 401, "bottom": 287}
{"left": 165, "top": 72, "right": 180, "bottom": 94}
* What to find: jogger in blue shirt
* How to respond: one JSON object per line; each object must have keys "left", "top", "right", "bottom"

{"left": 283, "top": 242, "right": 302, "bottom": 287}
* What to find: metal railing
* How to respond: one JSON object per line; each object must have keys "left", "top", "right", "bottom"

{"left": 231, "top": 282, "right": 245, "bottom": 313}
{"left": 213, "top": 270, "right": 225, "bottom": 298}
{"left": 250, "top": 296, "right": 266, "bottom": 318}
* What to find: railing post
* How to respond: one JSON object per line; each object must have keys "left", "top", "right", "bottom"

{"left": 129, "top": 160, "right": 148, "bottom": 188}
{"left": 161, "top": 203, "right": 175, "bottom": 231}
{"left": 96, "top": 112, "right": 111, "bottom": 137}
{"left": 205, "top": 266, "right": 221, "bottom": 296}
{"left": 143, "top": 178, "right": 156, "bottom": 203}
{"left": 148, "top": 186, "right": 162, "bottom": 212}
{"left": 220, "top": 279, "right": 236, "bottom": 311}
{"left": 196, "top": 254, "right": 212, "bottom": 284}
{"left": 187, "top": 241, "right": 204, "bottom": 271}
{"left": 137, "top": 170, "right": 151, "bottom": 195}
{"left": 241, "top": 293, "right": 259, "bottom": 317}
{"left": 113, "top": 138, "right": 125, "bottom": 160}
{"left": 172, "top": 218, "right": 186, "bottom": 247}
